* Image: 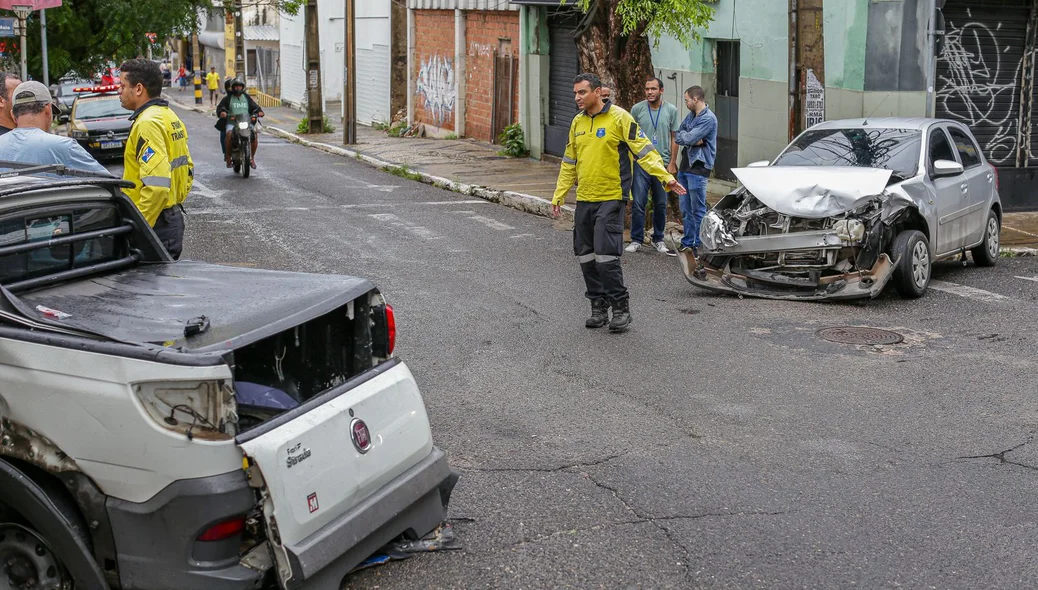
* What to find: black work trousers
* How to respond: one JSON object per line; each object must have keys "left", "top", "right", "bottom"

{"left": 153, "top": 206, "right": 185, "bottom": 260}
{"left": 573, "top": 199, "right": 628, "bottom": 303}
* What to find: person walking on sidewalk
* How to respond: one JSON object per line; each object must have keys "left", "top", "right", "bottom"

{"left": 627, "top": 77, "right": 681, "bottom": 255}
{"left": 552, "top": 73, "right": 686, "bottom": 333}
{"left": 675, "top": 86, "right": 717, "bottom": 254}
{"left": 205, "top": 67, "right": 221, "bottom": 107}
{"left": 119, "top": 58, "right": 194, "bottom": 260}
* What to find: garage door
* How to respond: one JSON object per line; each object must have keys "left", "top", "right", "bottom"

{"left": 544, "top": 11, "right": 580, "bottom": 157}
{"left": 356, "top": 0, "right": 392, "bottom": 126}
{"left": 936, "top": 0, "right": 1030, "bottom": 166}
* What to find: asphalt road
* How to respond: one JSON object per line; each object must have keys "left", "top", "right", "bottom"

{"left": 127, "top": 106, "right": 1038, "bottom": 589}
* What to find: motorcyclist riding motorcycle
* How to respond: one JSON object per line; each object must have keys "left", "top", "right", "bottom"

{"left": 216, "top": 78, "right": 264, "bottom": 169}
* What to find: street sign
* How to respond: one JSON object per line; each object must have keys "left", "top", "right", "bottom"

{"left": 0, "top": 18, "right": 15, "bottom": 37}
{"left": 0, "top": 0, "right": 61, "bottom": 8}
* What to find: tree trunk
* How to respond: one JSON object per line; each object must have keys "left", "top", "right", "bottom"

{"left": 574, "top": 0, "right": 653, "bottom": 111}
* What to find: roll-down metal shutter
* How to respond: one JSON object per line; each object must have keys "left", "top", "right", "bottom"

{"left": 936, "top": 0, "right": 1030, "bottom": 167}
{"left": 545, "top": 11, "right": 580, "bottom": 157}
{"left": 356, "top": 0, "right": 392, "bottom": 126}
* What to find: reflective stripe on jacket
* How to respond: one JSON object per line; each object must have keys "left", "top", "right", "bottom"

{"left": 553, "top": 100, "right": 673, "bottom": 205}
{"left": 123, "top": 100, "right": 194, "bottom": 226}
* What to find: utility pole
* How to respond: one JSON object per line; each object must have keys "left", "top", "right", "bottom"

{"left": 40, "top": 8, "right": 48, "bottom": 86}
{"left": 343, "top": 0, "right": 356, "bottom": 143}
{"left": 192, "top": 29, "right": 203, "bottom": 105}
{"left": 234, "top": 0, "right": 245, "bottom": 83}
{"left": 305, "top": 0, "right": 323, "bottom": 133}
{"left": 12, "top": 5, "right": 29, "bottom": 81}
{"left": 788, "top": 0, "right": 825, "bottom": 137}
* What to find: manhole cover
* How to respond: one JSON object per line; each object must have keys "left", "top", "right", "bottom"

{"left": 816, "top": 326, "right": 903, "bottom": 345}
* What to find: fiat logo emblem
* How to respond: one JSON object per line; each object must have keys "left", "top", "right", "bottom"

{"left": 350, "top": 418, "right": 372, "bottom": 454}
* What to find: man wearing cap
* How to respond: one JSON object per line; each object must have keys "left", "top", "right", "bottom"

{"left": 0, "top": 81, "right": 107, "bottom": 174}
{"left": 119, "top": 58, "right": 194, "bottom": 260}
{"left": 0, "top": 72, "right": 22, "bottom": 135}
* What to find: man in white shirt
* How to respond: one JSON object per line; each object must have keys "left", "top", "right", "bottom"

{"left": 0, "top": 81, "right": 109, "bottom": 174}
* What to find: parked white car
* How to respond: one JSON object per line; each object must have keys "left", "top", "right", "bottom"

{"left": 0, "top": 165, "right": 456, "bottom": 589}
{"left": 682, "top": 118, "right": 1002, "bottom": 300}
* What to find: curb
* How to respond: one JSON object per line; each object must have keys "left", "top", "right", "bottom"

{"left": 262, "top": 125, "right": 575, "bottom": 222}
{"left": 1004, "top": 246, "right": 1037, "bottom": 257}
{"left": 164, "top": 93, "right": 575, "bottom": 223}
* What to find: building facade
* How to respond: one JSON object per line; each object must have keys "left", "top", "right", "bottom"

{"left": 407, "top": 0, "right": 521, "bottom": 142}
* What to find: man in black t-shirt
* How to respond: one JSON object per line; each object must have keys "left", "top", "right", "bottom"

{"left": 0, "top": 72, "right": 23, "bottom": 135}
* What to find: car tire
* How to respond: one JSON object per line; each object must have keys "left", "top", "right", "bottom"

{"left": 891, "top": 229, "right": 931, "bottom": 299}
{"left": 970, "top": 209, "right": 1000, "bottom": 267}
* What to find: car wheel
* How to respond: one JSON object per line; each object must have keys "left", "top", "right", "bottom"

{"left": 891, "top": 229, "right": 931, "bottom": 298}
{"left": 970, "top": 209, "right": 1000, "bottom": 267}
{"left": 0, "top": 518, "right": 74, "bottom": 590}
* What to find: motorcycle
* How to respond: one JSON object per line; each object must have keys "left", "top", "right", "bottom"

{"left": 228, "top": 113, "right": 260, "bottom": 178}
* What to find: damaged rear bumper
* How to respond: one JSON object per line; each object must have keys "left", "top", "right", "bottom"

{"left": 678, "top": 250, "right": 897, "bottom": 301}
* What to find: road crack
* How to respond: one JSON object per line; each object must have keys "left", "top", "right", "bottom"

{"left": 957, "top": 429, "right": 1038, "bottom": 472}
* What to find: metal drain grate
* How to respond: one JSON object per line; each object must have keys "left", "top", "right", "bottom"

{"left": 816, "top": 326, "right": 903, "bottom": 345}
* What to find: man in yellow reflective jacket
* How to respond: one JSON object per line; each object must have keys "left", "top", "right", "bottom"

{"left": 552, "top": 73, "right": 686, "bottom": 333}
{"left": 119, "top": 58, "right": 194, "bottom": 260}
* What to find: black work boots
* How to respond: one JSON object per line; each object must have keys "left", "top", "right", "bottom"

{"left": 608, "top": 298, "right": 631, "bottom": 333}
{"left": 585, "top": 299, "right": 610, "bottom": 329}
{"left": 585, "top": 298, "right": 631, "bottom": 333}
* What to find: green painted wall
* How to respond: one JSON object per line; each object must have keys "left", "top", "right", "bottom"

{"left": 650, "top": 0, "right": 789, "bottom": 82}
{"left": 823, "top": 0, "right": 867, "bottom": 91}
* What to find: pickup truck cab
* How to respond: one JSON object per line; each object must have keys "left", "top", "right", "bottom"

{"left": 0, "top": 165, "right": 456, "bottom": 589}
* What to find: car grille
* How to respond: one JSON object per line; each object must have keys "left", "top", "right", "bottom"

{"left": 87, "top": 130, "right": 130, "bottom": 141}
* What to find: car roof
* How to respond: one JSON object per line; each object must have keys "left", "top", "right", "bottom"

{"left": 810, "top": 117, "right": 962, "bottom": 132}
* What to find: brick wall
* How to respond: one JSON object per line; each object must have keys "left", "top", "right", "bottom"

{"left": 413, "top": 10, "right": 457, "bottom": 131}
{"left": 463, "top": 11, "right": 520, "bottom": 143}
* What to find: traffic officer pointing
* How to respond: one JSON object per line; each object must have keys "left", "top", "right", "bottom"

{"left": 552, "top": 73, "right": 686, "bottom": 333}
{"left": 119, "top": 58, "right": 194, "bottom": 260}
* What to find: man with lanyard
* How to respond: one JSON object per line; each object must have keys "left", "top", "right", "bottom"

{"left": 627, "top": 77, "right": 681, "bottom": 255}
{"left": 119, "top": 58, "right": 194, "bottom": 260}
{"left": 552, "top": 73, "right": 685, "bottom": 333}
{"left": 217, "top": 78, "right": 264, "bottom": 168}
{"left": 675, "top": 85, "right": 717, "bottom": 255}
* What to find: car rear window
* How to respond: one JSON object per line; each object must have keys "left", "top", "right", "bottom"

{"left": 773, "top": 128, "right": 922, "bottom": 180}
{"left": 0, "top": 206, "right": 126, "bottom": 285}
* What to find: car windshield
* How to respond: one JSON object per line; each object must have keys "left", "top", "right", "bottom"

{"left": 773, "top": 128, "right": 922, "bottom": 180}
{"left": 74, "top": 98, "right": 131, "bottom": 121}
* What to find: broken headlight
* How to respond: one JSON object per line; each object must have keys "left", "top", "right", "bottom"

{"left": 833, "top": 219, "right": 866, "bottom": 243}
{"left": 700, "top": 211, "right": 738, "bottom": 252}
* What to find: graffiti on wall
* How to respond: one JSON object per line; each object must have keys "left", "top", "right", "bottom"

{"left": 936, "top": 18, "right": 1025, "bottom": 165}
{"left": 417, "top": 56, "right": 455, "bottom": 127}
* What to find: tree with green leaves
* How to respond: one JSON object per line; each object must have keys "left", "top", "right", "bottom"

{"left": 572, "top": 0, "right": 714, "bottom": 110}
{"left": 8, "top": 0, "right": 301, "bottom": 83}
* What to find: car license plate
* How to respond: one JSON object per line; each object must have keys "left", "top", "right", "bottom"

{"left": 100, "top": 141, "right": 123, "bottom": 150}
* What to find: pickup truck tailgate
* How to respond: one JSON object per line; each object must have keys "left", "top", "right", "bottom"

{"left": 236, "top": 359, "right": 447, "bottom": 586}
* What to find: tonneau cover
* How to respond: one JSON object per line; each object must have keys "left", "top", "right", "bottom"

{"left": 15, "top": 261, "right": 373, "bottom": 352}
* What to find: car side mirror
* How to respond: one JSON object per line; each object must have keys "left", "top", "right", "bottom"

{"left": 932, "top": 159, "right": 964, "bottom": 178}
{"left": 747, "top": 160, "right": 770, "bottom": 168}
{"left": 58, "top": 115, "right": 69, "bottom": 124}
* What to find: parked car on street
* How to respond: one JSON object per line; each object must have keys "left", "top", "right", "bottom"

{"left": 682, "top": 118, "right": 1002, "bottom": 300}
{"left": 0, "top": 166, "right": 457, "bottom": 590}
{"left": 60, "top": 85, "right": 133, "bottom": 160}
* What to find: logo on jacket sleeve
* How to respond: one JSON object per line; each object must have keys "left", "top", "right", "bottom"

{"left": 596, "top": 128, "right": 606, "bottom": 138}
{"left": 141, "top": 147, "right": 156, "bottom": 163}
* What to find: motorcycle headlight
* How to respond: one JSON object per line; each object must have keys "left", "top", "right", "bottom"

{"left": 238, "top": 121, "right": 249, "bottom": 130}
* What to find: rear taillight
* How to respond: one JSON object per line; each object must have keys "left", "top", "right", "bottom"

{"left": 197, "top": 517, "right": 246, "bottom": 542}
{"left": 993, "top": 167, "right": 1000, "bottom": 190}
{"left": 385, "top": 304, "right": 396, "bottom": 356}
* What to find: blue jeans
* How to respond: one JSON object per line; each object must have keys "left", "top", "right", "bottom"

{"left": 678, "top": 172, "right": 708, "bottom": 249}
{"left": 631, "top": 164, "right": 668, "bottom": 244}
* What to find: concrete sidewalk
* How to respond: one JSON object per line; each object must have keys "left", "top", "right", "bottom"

{"left": 166, "top": 93, "right": 1038, "bottom": 251}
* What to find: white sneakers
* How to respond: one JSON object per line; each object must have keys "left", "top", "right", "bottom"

{"left": 625, "top": 242, "right": 642, "bottom": 253}
{"left": 653, "top": 241, "right": 677, "bottom": 256}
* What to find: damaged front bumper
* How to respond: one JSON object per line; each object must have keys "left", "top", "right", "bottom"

{"left": 677, "top": 249, "right": 898, "bottom": 301}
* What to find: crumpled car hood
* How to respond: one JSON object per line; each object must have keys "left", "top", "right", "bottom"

{"left": 732, "top": 166, "right": 894, "bottom": 218}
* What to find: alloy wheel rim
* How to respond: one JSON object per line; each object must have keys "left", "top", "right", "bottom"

{"left": 986, "top": 218, "right": 999, "bottom": 259}
{"left": 912, "top": 240, "right": 930, "bottom": 289}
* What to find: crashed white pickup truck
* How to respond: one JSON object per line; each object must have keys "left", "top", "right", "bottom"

{"left": 682, "top": 118, "right": 1002, "bottom": 300}
{"left": 0, "top": 165, "right": 456, "bottom": 590}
